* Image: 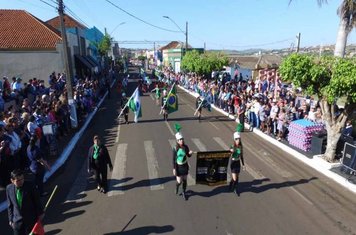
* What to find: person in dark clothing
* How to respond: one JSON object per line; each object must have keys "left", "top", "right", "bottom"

{"left": 88, "top": 135, "right": 113, "bottom": 193}
{"left": 195, "top": 96, "right": 203, "bottom": 121}
{"left": 0, "top": 126, "right": 13, "bottom": 187}
{"left": 120, "top": 93, "right": 129, "bottom": 124}
{"left": 172, "top": 130, "right": 193, "bottom": 200}
{"left": 26, "top": 137, "right": 50, "bottom": 196}
{"left": 6, "top": 169, "right": 44, "bottom": 235}
{"left": 229, "top": 132, "right": 245, "bottom": 196}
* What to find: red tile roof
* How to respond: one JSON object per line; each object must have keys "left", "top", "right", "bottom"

{"left": 46, "top": 14, "right": 86, "bottom": 30}
{"left": 0, "top": 9, "right": 62, "bottom": 51}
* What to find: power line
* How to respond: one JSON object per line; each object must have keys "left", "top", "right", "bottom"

{"left": 104, "top": 0, "right": 180, "bottom": 33}
{"left": 66, "top": 6, "right": 90, "bottom": 28}
{"left": 203, "top": 37, "right": 294, "bottom": 49}
{"left": 38, "top": 0, "right": 56, "bottom": 9}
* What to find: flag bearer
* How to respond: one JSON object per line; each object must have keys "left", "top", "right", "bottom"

{"left": 172, "top": 124, "right": 193, "bottom": 200}
{"left": 229, "top": 129, "right": 245, "bottom": 196}
{"left": 161, "top": 90, "right": 169, "bottom": 120}
{"left": 120, "top": 93, "right": 129, "bottom": 124}
{"left": 195, "top": 96, "right": 203, "bottom": 121}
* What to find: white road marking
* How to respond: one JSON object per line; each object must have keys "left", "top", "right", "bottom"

{"left": 115, "top": 122, "right": 121, "bottom": 143}
{"left": 165, "top": 121, "right": 175, "bottom": 136}
{"left": 209, "top": 121, "right": 219, "bottom": 130}
{"left": 108, "top": 143, "right": 128, "bottom": 196}
{"left": 144, "top": 141, "right": 164, "bottom": 190}
{"left": 213, "top": 137, "right": 266, "bottom": 181}
{"left": 179, "top": 96, "right": 196, "bottom": 111}
{"left": 192, "top": 138, "right": 207, "bottom": 151}
{"left": 291, "top": 187, "right": 314, "bottom": 205}
{"left": 169, "top": 139, "right": 195, "bottom": 186}
{"left": 244, "top": 142, "right": 293, "bottom": 178}
{"left": 150, "top": 94, "right": 155, "bottom": 100}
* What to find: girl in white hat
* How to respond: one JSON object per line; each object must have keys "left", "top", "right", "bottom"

{"left": 229, "top": 131, "right": 245, "bottom": 196}
{"left": 172, "top": 124, "right": 193, "bottom": 200}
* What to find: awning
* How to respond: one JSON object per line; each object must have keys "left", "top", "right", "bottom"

{"left": 74, "top": 55, "right": 95, "bottom": 69}
{"left": 85, "top": 56, "right": 100, "bottom": 67}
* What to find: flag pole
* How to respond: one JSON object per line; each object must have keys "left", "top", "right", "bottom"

{"left": 159, "top": 83, "right": 175, "bottom": 115}
{"left": 29, "top": 185, "right": 58, "bottom": 235}
{"left": 118, "top": 87, "right": 137, "bottom": 118}
{"left": 44, "top": 185, "right": 58, "bottom": 211}
{"left": 194, "top": 97, "right": 205, "bottom": 116}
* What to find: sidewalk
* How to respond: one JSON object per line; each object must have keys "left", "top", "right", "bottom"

{"left": 178, "top": 85, "right": 356, "bottom": 194}
{"left": 0, "top": 78, "right": 116, "bottom": 213}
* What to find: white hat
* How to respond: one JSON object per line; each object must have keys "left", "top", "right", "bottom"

{"left": 233, "top": 132, "right": 240, "bottom": 139}
{"left": 175, "top": 132, "right": 183, "bottom": 140}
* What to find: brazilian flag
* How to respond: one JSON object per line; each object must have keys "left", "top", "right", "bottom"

{"left": 167, "top": 85, "right": 178, "bottom": 114}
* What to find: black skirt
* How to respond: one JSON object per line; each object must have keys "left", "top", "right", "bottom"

{"left": 176, "top": 163, "right": 189, "bottom": 176}
{"left": 230, "top": 160, "right": 241, "bottom": 174}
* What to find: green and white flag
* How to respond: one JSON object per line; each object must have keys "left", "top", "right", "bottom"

{"left": 128, "top": 88, "right": 142, "bottom": 123}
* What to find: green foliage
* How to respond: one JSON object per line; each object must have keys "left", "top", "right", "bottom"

{"left": 181, "top": 50, "right": 228, "bottom": 76}
{"left": 327, "top": 57, "right": 356, "bottom": 103}
{"left": 98, "top": 33, "right": 112, "bottom": 56}
{"left": 278, "top": 53, "right": 356, "bottom": 104}
{"left": 137, "top": 55, "right": 146, "bottom": 61}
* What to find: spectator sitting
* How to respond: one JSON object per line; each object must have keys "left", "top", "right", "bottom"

{"left": 342, "top": 120, "right": 353, "bottom": 137}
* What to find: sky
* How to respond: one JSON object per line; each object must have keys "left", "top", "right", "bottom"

{"left": 1, "top": 0, "right": 356, "bottom": 50}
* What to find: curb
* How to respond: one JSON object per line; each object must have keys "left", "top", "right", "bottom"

{"left": 0, "top": 79, "right": 116, "bottom": 213}
{"left": 178, "top": 85, "right": 356, "bottom": 194}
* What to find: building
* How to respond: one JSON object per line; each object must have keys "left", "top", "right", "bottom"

{"left": 227, "top": 54, "right": 282, "bottom": 80}
{"left": 160, "top": 41, "right": 202, "bottom": 73}
{"left": 46, "top": 14, "right": 102, "bottom": 78}
{"left": 0, "top": 9, "right": 63, "bottom": 84}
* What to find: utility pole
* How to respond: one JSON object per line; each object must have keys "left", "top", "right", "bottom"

{"left": 185, "top": 21, "right": 188, "bottom": 52}
{"left": 58, "top": 0, "right": 78, "bottom": 128}
{"left": 296, "top": 32, "right": 301, "bottom": 53}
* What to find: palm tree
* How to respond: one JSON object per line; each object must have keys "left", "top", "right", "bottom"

{"left": 334, "top": 0, "right": 356, "bottom": 57}
{"left": 290, "top": 0, "right": 356, "bottom": 57}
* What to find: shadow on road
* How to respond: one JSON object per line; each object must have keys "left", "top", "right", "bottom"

{"left": 187, "top": 177, "right": 318, "bottom": 199}
{"left": 121, "top": 176, "right": 175, "bottom": 191}
{"left": 45, "top": 229, "right": 62, "bottom": 235}
{"left": 44, "top": 200, "right": 92, "bottom": 225}
{"left": 104, "top": 225, "right": 174, "bottom": 235}
{"left": 108, "top": 177, "right": 134, "bottom": 192}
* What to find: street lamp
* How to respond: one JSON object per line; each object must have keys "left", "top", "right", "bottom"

{"left": 163, "top": 16, "right": 188, "bottom": 52}
{"left": 110, "top": 21, "right": 126, "bottom": 35}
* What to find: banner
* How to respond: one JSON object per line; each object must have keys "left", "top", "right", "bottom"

{"left": 196, "top": 151, "right": 231, "bottom": 186}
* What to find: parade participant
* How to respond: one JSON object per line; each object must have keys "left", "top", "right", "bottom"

{"left": 161, "top": 89, "right": 168, "bottom": 120}
{"left": 6, "top": 169, "right": 44, "bottom": 235}
{"left": 229, "top": 126, "right": 245, "bottom": 196}
{"left": 120, "top": 93, "right": 129, "bottom": 124}
{"left": 151, "top": 84, "right": 161, "bottom": 106}
{"left": 172, "top": 124, "right": 193, "bottom": 200}
{"left": 195, "top": 96, "right": 203, "bottom": 121}
{"left": 87, "top": 135, "right": 113, "bottom": 194}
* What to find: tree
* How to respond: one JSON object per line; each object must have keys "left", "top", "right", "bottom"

{"left": 289, "top": 0, "right": 356, "bottom": 57}
{"left": 181, "top": 50, "right": 228, "bottom": 78}
{"left": 279, "top": 53, "right": 356, "bottom": 162}
{"left": 97, "top": 33, "right": 112, "bottom": 56}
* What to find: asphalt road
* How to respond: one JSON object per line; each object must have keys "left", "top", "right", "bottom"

{"left": 1, "top": 66, "right": 356, "bottom": 235}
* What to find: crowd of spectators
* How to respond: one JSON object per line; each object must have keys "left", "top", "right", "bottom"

{"left": 0, "top": 71, "right": 111, "bottom": 189}
{"left": 156, "top": 67, "right": 325, "bottom": 142}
